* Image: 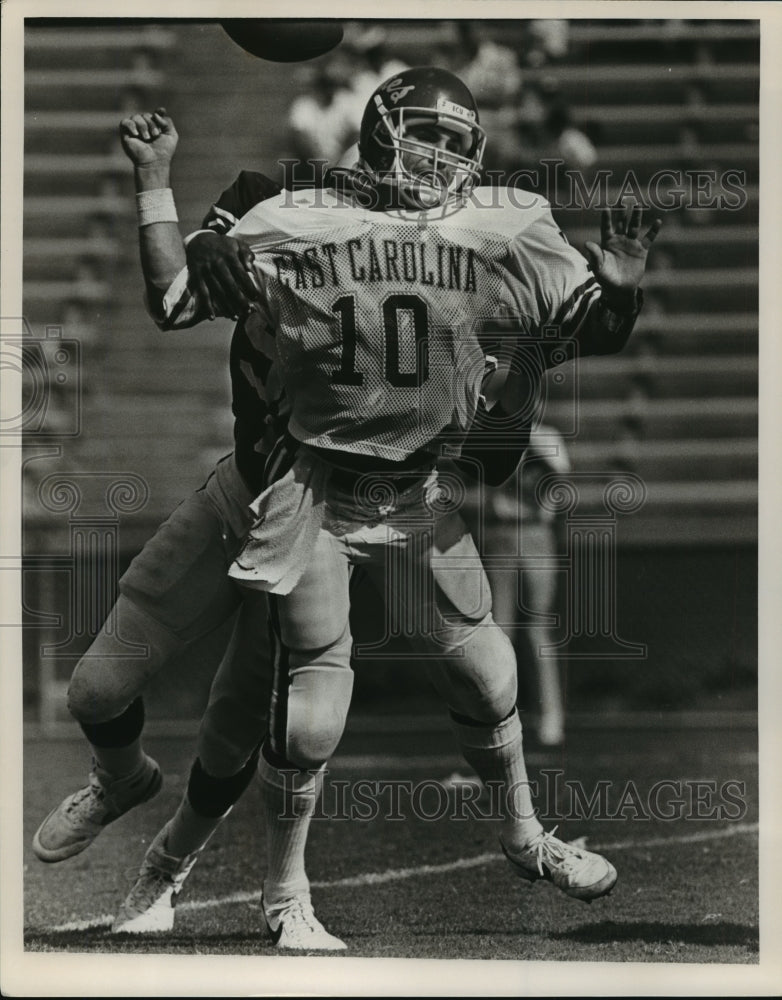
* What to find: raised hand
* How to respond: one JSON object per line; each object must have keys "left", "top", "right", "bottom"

{"left": 187, "top": 233, "right": 259, "bottom": 320}
{"left": 120, "top": 108, "right": 178, "bottom": 167}
{"left": 584, "top": 205, "right": 662, "bottom": 290}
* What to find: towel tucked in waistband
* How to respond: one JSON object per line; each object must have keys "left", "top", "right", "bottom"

{"left": 228, "top": 448, "right": 331, "bottom": 595}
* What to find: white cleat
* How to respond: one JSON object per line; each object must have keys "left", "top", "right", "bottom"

{"left": 263, "top": 892, "right": 346, "bottom": 951}
{"left": 112, "top": 824, "right": 199, "bottom": 934}
{"left": 32, "top": 756, "right": 162, "bottom": 863}
{"left": 502, "top": 827, "right": 617, "bottom": 902}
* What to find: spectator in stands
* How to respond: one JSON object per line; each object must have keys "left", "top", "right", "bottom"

{"left": 287, "top": 26, "right": 409, "bottom": 172}
{"left": 286, "top": 53, "right": 360, "bottom": 166}
{"left": 341, "top": 22, "right": 408, "bottom": 107}
{"left": 453, "top": 22, "right": 524, "bottom": 176}
{"left": 540, "top": 98, "right": 598, "bottom": 171}
{"left": 524, "top": 20, "right": 571, "bottom": 67}
{"left": 479, "top": 425, "right": 570, "bottom": 746}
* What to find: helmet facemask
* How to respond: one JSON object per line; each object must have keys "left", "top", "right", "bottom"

{"left": 364, "top": 95, "right": 486, "bottom": 210}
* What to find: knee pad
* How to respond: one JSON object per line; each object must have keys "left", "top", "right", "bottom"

{"left": 427, "top": 617, "right": 518, "bottom": 724}
{"left": 284, "top": 665, "right": 354, "bottom": 769}
{"left": 270, "top": 611, "right": 354, "bottom": 769}
{"left": 67, "top": 595, "right": 186, "bottom": 723}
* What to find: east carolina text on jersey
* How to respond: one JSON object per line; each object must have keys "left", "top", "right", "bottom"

{"left": 271, "top": 238, "right": 478, "bottom": 293}
{"left": 160, "top": 186, "right": 601, "bottom": 461}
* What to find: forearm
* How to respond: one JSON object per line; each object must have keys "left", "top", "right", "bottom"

{"left": 458, "top": 362, "right": 542, "bottom": 488}
{"left": 463, "top": 282, "right": 643, "bottom": 487}
{"left": 134, "top": 162, "right": 187, "bottom": 314}
{"left": 457, "top": 402, "right": 533, "bottom": 487}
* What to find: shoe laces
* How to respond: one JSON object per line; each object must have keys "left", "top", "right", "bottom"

{"left": 531, "top": 827, "right": 588, "bottom": 876}
{"left": 277, "top": 895, "right": 321, "bottom": 935}
{"left": 123, "top": 859, "right": 178, "bottom": 909}
{"left": 64, "top": 775, "right": 105, "bottom": 818}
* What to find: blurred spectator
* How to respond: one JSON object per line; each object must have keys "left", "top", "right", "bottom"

{"left": 455, "top": 22, "right": 523, "bottom": 108}
{"left": 287, "top": 54, "right": 360, "bottom": 165}
{"left": 454, "top": 22, "right": 524, "bottom": 175}
{"left": 525, "top": 20, "right": 571, "bottom": 67}
{"left": 482, "top": 425, "right": 570, "bottom": 746}
{"left": 341, "top": 23, "right": 408, "bottom": 104}
{"left": 287, "top": 25, "right": 409, "bottom": 169}
{"left": 540, "top": 99, "right": 598, "bottom": 171}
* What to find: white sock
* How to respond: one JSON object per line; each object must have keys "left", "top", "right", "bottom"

{"left": 449, "top": 708, "right": 544, "bottom": 850}
{"left": 259, "top": 747, "right": 325, "bottom": 905}
{"left": 164, "top": 795, "right": 230, "bottom": 858}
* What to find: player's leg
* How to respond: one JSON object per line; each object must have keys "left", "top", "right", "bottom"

{"left": 113, "top": 590, "right": 272, "bottom": 933}
{"left": 256, "top": 531, "right": 353, "bottom": 950}
{"left": 519, "top": 521, "right": 565, "bottom": 746}
{"left": 421, "top": 509, "right": 616, "bottom": 902}
{"left": 31, "top": 593, "right": 182, "bottom": 863}
{"left": 481, "top": 518, "right": 520, "bottom": 642}
{"left": 412, "top": 510, "right": 543, "bottom": 845}
{"left": 33, "top": 457, "right": 254, "bottom": 863}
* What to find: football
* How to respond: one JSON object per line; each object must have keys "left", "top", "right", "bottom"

{"left": 220, "top": 19, "right": 344, "bottom": 62}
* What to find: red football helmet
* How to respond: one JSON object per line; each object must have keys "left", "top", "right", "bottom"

{"left": 358, "top": 66, "right": 486, "bottom": 208}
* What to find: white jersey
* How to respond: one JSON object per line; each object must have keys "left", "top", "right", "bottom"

{"left": 162, "top": 186, "right": 599, "bottom": 461}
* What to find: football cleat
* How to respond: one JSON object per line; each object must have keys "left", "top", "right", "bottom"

{"left": 112, "top": 823, "right": 200, "bottom": 934}
{"left": 263, "top": 892, "right": 346, "bottom": 951}
{"left": 502, "top": 827, "right": 617, "bottom": 902}
{"left": 32, "top": 755, "right": 162, "bottom": 863}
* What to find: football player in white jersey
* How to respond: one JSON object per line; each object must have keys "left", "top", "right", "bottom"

{"left": 112, "top": 66, "right": 659, "bottom": 949}
{"left": 30, "top": 134, "right": 399, "bottom": 933}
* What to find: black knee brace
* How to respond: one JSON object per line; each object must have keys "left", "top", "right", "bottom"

{"left": 79, "top": 696, "right": 145, "bottom": 748}
{"left": 187, "top": 743, "right": 262, "bottom": 818}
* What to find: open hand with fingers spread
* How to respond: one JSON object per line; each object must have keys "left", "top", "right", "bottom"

{"left": 585, "top": 205, "right": 662, "bottom": 291}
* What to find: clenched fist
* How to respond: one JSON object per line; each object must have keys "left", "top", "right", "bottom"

{"left": 120, "top": 108, "right": 178, "bottom": 167}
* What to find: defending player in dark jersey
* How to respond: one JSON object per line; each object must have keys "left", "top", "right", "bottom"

{"left": 31, "top": 167, "right": 288, "bottom": 865}
{"left": 112, "top": 67, "right": 658, "bottom": 949}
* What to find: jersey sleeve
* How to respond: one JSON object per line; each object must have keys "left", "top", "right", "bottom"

{"left": 154, "top": 266, "right": 205, "bottom": 329}
{"left": 156, "top": 259, "right": 274, "bottom": 331}
{"left": 155, "top": 176, "right": 283, "bottom": 330}
{"left": 503, "top": 206, "right": 601, "bottom": 337}
{"left": 200, "top": 171, "right": 284, "bottom": 235}
{"left": 502, "top": 205, "right": 642, "bottom": 361}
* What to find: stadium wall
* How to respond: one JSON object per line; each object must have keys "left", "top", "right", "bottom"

{"left": 21, "top": 543, "right": 756, "bottom": 720}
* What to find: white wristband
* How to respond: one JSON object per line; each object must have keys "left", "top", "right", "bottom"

{"left": 136, "top": 188, "right": 178, "bottom": 227}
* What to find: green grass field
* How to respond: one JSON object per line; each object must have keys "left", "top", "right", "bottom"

{"left": 17, "top": 713, "right": 761, "bottom": 993}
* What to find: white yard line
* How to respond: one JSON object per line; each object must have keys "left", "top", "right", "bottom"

{"left": 44, "top": 820, "right": 758, "bottom": 935}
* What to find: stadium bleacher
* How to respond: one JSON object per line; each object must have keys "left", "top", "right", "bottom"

{"left": 22, "top": 18, "right": 759, "bottom": 547}
{"left": 20, "top": 19, "right": 759, "bottom": 721}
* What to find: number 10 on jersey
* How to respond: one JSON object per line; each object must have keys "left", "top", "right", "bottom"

{"left": 330, "top": 293, "right": 430, "bottom": 389}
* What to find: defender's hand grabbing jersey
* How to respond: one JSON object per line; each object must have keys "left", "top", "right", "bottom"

{"left": 160, "top": 183, "right": 609, "bottom": 464}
